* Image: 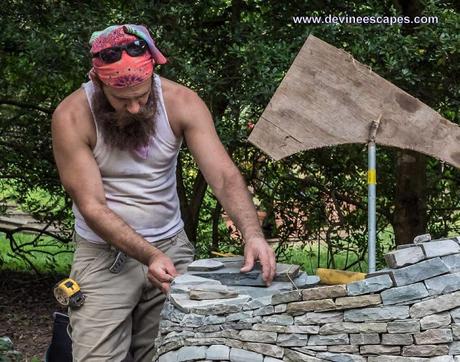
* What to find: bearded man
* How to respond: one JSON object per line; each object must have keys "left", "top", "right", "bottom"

{"left": 51, "top": 24, "right": 276, "bottom": 361}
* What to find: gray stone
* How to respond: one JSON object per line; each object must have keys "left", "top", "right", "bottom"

{"left": 308, "top": 334, "right": 349, "bottom": 346}
{"left": 360, "top": 345, "right": 400, "bottom": 355}
{"left": 335, "top": 294, "right": 382, "bottom": 309}
{"left": 328, "top": 345, "right": 359, "bottom": 354}
{"left": 302, "top": 284, "right": 347, "bottom": 300}
{"left": 319, "top": 322, "right": 387, "bottom": 334}
{"left": 380, "top": 282, "right": 429, "bottom": 305}
{"left": 159, "top": 350, "right": 178, "bottom": 362}
{"left": 189, "top": 285, "right": 238, "bottom": 300}
{"left": 294, "top": 273, "right": 320, "bottom": 288}
{"left": 384, "top": 246, "right": 425, "bottom": 268}
{"left": 243, "top": 295, "right": 272, "bottom": 310}
{"left": 425, "top": 271, "right": 460, "bottom": 295}
{"left": 414, "top": 328, "right": 453, "bottom": 344}
{"left": 442, "top": 253, "right": 460, "bottom": 272}
{"left": 251, "top": 324, "right": 286, "bottom": 333}
{"left": 171, "top": 274, "right": 222, "bottom": 289}
{"left": 229, "top": 348, "right": 263, "bottom": 362}
{"left": 190, "top": 259, "right": 300, "bottom": 286}
{"left": 368, "top": 357, "right": 428, "bottom": 362}
{"left": 284, "top": 349, "right": 322, "bottom": 361}
{"left": 346, "top": 274, "right": 393, "bottom": 296}
{"left": 238, "top": 330, "right": 277, "bottom": 343}
{"left": 381, "top": 333, "right": 413, "bottom": 345}
{"left": 349, "top": 333, "right": 380, "bottom": 345}
{"left": 196, "top": 324, "right": 221, "bottom": 332}
{"left": 204, "top": 315, "right": 226, "bottom": 325}
{"left": 295, "top": 311, "right": 344, "bottom": 324}
{"left": 390, "top": 257, "right": 449, "bottom": 286}
{"left": 226, "top": 311, "right": 253, "bottom": 322}
{"left": 344, "top": 306, "right": 409, "bottom": 322}
{"left": 177, "top": 346, "right": 207, "bottom": 361}
{"left": 420, "top": 312, "right": 451, "bottom": 330}
{"left": 452, "top": 323, "right": 460, "bottom": 339}
{"left": 244, "top": 343, "right": 284, "bottom": 358}
{"left": 271, "top": 290, "right": 301, "bottom": 305}
{"left": 410, "top": 290, "right": 460, "bottom": 318}
{"left": 277, "top": 333, "right": 309, "bottom": 346}
{"left": 187, "top": 259, "right": 225, "bottom": 271}
{"left": 413, "top": 233, "right": 432, "bottom": 243}
{"left": 450, "top": 341, "right": 460, "bottom": 354}
{"left": 274, "top": 304, "right": 286, "bottom": 313}
{"left": 402, "top": 344, "right": 449, "bottom": 357}
{"left": 180, "top": 313, "right": 206, "bottom": 327}
{"left": 316, "top": 352, "right": 366, "bottom": 362}
{"left": 169, "top": 293, "right": 250, "bottom": 314}
{"left": 285, "top": 325, "right": 320, "bottom": 334}
{"left": 387, "top": 319, "right": 420, "bottom": 333}
{"left": 253, "top": 305, "right": 274, "bottom": 316}
{"left": 206, "top": 345, "right": 230, "bottom": 360}
{"left": 223, "top": 322, "right": 252, "bottom": 330}
{"left": 264, "top": 358, "right": 283, "bottom": 362}
{"left": 421, "top": 239, "right": 460, "bottom": 258}
{"left": 263, "top": 314, "right": 294, "bottom": 326}
{"left": 452, "top": 307, "right": 460, "bottom": 322}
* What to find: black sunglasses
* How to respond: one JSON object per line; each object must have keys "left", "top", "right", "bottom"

{"left": 92, "top": 39, "right": 148, "bottom": 64}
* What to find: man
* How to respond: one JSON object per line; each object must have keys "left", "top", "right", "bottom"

{"left": 52, "top": 24, "right": 276, "bottom": 361}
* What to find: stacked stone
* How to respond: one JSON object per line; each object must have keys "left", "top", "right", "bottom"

{"left": 154, "top": 236, "right": 460, "bottom": 361}
{"left": 0, "top": 337, "right": 22, "bottom": 362}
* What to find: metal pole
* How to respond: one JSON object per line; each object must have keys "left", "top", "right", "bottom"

{"left": 367, "top": 115, "right": 381, "bottom": 274}
{"left": 368, "top": 141, "right": 377, "bottom": 273}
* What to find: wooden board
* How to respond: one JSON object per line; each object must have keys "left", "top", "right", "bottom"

{"left": 248, "top": 35, "right": 460, "bottom": 169}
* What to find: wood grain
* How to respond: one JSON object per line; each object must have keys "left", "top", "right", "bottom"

{"left": 248, "top": 35, "right": 460, "bottom": 168}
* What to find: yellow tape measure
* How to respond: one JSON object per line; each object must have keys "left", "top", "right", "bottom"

{"left": 53, "top": 278, "right": 86, "bottom": 308}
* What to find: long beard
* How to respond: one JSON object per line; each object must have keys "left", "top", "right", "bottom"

{"left": 92, "top": 82, "right": 157, "bottom": 152}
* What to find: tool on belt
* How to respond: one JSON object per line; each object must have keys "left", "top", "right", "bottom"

{"left": 53, "top": 278, "right": 86, "bottom": 308}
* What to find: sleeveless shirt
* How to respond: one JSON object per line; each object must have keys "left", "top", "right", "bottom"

{"left": 72, "top": 74, "right": 184, "bottom": 243}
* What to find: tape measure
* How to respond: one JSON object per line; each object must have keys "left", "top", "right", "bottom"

{"left": 53, "top": 278, "right": 86, "bottom": 308}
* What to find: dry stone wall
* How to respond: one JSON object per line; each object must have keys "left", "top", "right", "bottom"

{"left": 154, "top": 236, "right": 460, "bottom": 361}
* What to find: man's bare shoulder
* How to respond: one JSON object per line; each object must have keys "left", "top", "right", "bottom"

{"left": 160, "top": 76, "right": 200, "bottom": 107}
{"left": 52, "top": 87, "right": 95, "bottom": 146}
{"left": 159, "top": 76, "right": 209, "bottom": 133}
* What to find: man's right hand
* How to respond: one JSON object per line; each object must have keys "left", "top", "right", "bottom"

{"left": 147, "top": 250, "right": 177, "bottom": 294}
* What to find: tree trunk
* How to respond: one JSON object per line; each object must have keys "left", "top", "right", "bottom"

{"left": 391, "top": 0, "right": 428, "bottom": 245}
{"left": 393, "top": 151, "right": 427, "bottom": 245}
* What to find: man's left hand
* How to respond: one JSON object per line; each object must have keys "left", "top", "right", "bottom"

{"left": 240, "top": 237, "right": 276, "bottom": 286}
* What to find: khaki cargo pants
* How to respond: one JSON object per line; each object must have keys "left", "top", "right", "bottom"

{"left": 69, "top": 230, "right": 194, "bottom": 362}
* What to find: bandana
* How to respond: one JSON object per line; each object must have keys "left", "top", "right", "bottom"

{"left": 89, "top": 24, "right": 167, "bottom": 88}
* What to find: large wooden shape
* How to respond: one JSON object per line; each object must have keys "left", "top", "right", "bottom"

{"left": 248, "top": 35, "right": 460, "bottom": 168}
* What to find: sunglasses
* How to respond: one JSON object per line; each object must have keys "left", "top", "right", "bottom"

{"left": 92, "top": 39, "right": 148, "bottom": 63}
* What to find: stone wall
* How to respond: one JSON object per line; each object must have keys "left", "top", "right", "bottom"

{"left": 154, "top": 236, "right": 460, "bottom": 361}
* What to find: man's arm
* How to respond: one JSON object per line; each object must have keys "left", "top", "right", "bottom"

{"left": 175, "top": 89, "right": 276, "bottom": 284}
{"left": 51, "top": 98, "right": 176, "bottom": 293}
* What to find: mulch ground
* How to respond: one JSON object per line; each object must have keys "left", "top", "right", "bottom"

{"left": 0, "top": 270, "right": 67, "bottom": 361}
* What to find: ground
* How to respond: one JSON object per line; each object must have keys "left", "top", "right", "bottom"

{"left": 0, "top": 270, "right": 66, "bottom": 361}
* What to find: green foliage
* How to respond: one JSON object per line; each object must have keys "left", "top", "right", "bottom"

{"left": 0, "top": 0, "right": 459, "bottom": 272}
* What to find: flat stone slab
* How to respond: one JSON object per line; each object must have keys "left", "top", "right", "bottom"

{"left": 189, "top": 285, "right": 238, "bottom": 300}
{"left": 421, "top": 239, "right": 460, "bottom": 258}
{"left": 390, "top": 257, "right": 449, "bottom": 286}
{"left": 187, "top": 259, "right": 225, "bottom": 271}
{"left": 169, "top": 292, "right": 250, "bottom": 314}
{"left": 189, "top": 258, "right": 300, "bottom": 286}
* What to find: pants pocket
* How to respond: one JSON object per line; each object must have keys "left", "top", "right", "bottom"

{"left": 70, "top": 243, "right": 114, "bottom": 283}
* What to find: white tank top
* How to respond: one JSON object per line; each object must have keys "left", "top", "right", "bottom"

{"left": 73, "top": 74, "right": 184, "bottom": 243}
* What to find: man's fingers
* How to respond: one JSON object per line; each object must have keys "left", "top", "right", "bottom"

{"left": 240, "top": 250, "right": 255, "bottom": 273}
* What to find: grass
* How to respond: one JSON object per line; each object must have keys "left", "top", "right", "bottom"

{"left": 0, "top": 233, "right": 74, "bottom": 274}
